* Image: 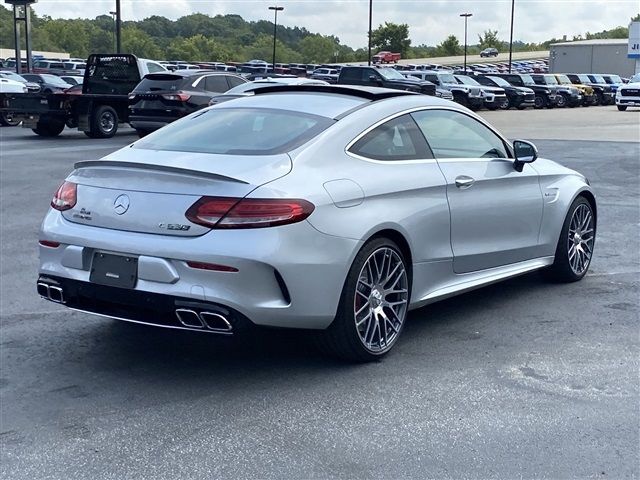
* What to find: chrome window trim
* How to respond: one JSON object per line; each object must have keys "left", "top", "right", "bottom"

{"left": 345, "top": 105, "right": 514, "bottom": 164}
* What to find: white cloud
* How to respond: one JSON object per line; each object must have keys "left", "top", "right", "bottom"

{"left": 26, "top": 0, "right": 639, "bottom": 48}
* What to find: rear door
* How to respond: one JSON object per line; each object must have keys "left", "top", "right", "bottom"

{"left": 412, "top": 108, "right": 543, "bottom": 273}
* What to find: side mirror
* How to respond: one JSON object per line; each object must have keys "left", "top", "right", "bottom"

{"left": 513, "top": 139, "right": 538, "bottom": 171}
{"left": 368, "top": 75, "right": 382, "bottom": 85}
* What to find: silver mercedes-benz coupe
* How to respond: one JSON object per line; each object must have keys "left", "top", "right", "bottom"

{"left": 38, "top": 85, "right": 596, "bottom": 361}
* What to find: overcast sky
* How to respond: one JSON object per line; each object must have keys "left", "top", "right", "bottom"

{"left": 24, "top": 0, "right": 639, "bottom": 48}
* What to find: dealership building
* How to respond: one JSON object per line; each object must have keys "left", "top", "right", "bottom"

{"left": 549, "top": 39, "right": 636, "bottom": 77}
{"left": 549, "top": 23, "right": 640, "bottom": 77}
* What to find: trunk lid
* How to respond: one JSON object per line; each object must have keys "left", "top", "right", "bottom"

{"left": 62, "top": 150, "right": 291, "bottom": 237}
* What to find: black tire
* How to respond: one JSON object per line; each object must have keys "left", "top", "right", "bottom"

{"left": 593, "top": 92, "right": 604, "bottom": 105}
{"left": 500, "top": 98, "right": 512, "bottom": 110}
{"left": 135, "top": 129, "right": 153, "bottom": 138}
{"left": 534, "top": 95, "right": 545, "bottom": 109}
{"left": 317, "top": 238, "right": 410, "bottom": 362}
{"left": 88, "top": 105, "right": 118, "bottom": 138}
{"left": 0, "top": 112, "right": 20, "bottom": 126}
{"left": 617, "top": 105, "right": 627, "bottom": 111}
{"left": 453, "top": 92, "right": 469, "bottom": 108}
{"left": 31, "top": 120, "right": 65, "bottom": 137}
{"left": 545, "top": 196, "right": 596, "bottom": 283}
{"left": 556, "top": 93, "right": 568, "bottom": 108}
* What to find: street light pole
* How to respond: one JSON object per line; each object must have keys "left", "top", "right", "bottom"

{"left": 114, "top": 0, "right": 121, "bottom": 53}
{"left": 268, "top": 6, "right": 284, "bottom": 71}
{"left": 460, "top": 13, "right": 472, "bottom": 74}
{"left": 367, "top": 0, "right": 372, "bottom": 66}
{"left": 508, "top": 0, "right": 515, "bottom": 73}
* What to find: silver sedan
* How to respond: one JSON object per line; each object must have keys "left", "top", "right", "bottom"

{"left": 38, "top": 85, "right": 596, "bottom": 361}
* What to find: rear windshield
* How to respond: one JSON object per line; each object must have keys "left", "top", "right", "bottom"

{"left": 134, "top": 107, "right": 334, "bottom": 155}
{"left": 134, "top": 74, "right": 189, "bottom": 92}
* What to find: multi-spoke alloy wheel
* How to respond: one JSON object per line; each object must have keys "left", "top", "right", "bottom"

{"left": 354, "top": 247, "right": 409, "bottom": 354}
{"left": 546, "top": 196, "right": 596, "bottom": 282}
{"left": 319, "top": 238, "right": 410, "bottom": 361}
{"left": 567, "top": 203, "right": 595, "bottom": 275}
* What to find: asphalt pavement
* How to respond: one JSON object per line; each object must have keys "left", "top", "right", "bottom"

{"left": 0, "top": 106, "right": 638, "bottom": 479}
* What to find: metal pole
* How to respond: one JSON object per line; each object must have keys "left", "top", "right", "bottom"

{"left": 508, "top": 0, "right": 515, "bottom": 73}
{"left": 272, "top": 9, "right": 277, "bottom": 68}
{"left": 460, "top": 13, "right": 472, "bottom": 74}
{"left": 268, "top": 6, "right": 283, "bottom": 71}
{"left": 110, "top": 11, "right": 117, "bottom": 51}
{"left": 115, "top": 0, "right": 121, "bottom": 53}
{"left": 367, "top": 0, "right": 372, "bottom": 66}
{"left": 13, "top": 5, "right": 22, "bottom": 74}
{"left": 24, "top": 2, "right": 32, "bottom": 72}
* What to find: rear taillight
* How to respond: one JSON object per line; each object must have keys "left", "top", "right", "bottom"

{"left": 51, "top": 181, "right": 77, "bottom": 211}
{"left": 185, "top": 197, "right": 314, "bottom": 229}
{"left": 162, "top": 92, "right": 191, "bottom": 102}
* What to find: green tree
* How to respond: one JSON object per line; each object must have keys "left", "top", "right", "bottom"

{"left": 371, "top": 22, "right": 411, "bottom": 56}
{"left": 243, "top": 34, "right": 302, "bottom": 63}
{"left": 121, "top": 26, "right": 162, "bottom": 59}
{"left": 435, "top": 35, "right": 462, "bottom": 56}
{"left": 299, "top": 35, "right": 337, "bottom": 63}
{"left": 166, "top": 34, "right": 232, "bottom": 62}
{"left": 631, "top": 13, "right": 640, "bottom": 21}
{"left": 478, "top": 29, "right": 502, "bottom": 50}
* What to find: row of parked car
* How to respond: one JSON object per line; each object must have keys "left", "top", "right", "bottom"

{"left": 1, "top": 53, "right": 637, "bottom": 134}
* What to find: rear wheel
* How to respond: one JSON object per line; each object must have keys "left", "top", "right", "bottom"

{"left": 88, "top": 105, "right": 118, "bottom": 138}
{"left": 318, "top": 238, "right": 410, "bottom": 362}
{"left": 617, "top": 105, "right": 627, "bottom": 111}
{"left": 545, "top": 197, "right": 595, "bottom": 282}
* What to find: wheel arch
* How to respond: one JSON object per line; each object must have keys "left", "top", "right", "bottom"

{"left": 364, "top": 228, "right": 414, "bottom": 284}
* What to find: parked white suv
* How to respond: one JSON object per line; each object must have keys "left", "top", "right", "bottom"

{"left": 616, "top": 73, "right": 640, "bottom": 111}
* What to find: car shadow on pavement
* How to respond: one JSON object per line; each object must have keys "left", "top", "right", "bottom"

{"left": 79, "top": 270, "right": 554, "bottom": 377}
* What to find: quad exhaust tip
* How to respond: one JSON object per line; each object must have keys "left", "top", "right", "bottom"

{"left": 38, "top": 282, "right": 65, "bottom": 304}
{"left": 175, "top": 309, "right": 233, "bottom": 333}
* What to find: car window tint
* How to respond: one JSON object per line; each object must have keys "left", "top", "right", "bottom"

{"left": 227, "top": 76, "right": 245, "bottom": 88}
{"left": 349, "top": 114, "right": 432, "bottom": 161}
{"left": 205, "top": 75, "right": 230, "bottom": 92}
{"left": 412, "top": 109, "right": 509, "bottom": 159}
{"left": 134, "top": 108, "right": 333, "bottom": 155}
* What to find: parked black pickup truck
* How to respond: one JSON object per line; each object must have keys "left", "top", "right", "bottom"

{"left": 338, "top": 66, "right": 436, "bottom": 96}
{"left": 0, "top": 54, "right": 165, "bottom": 138}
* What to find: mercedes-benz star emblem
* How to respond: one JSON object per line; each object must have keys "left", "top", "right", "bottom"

{"left": 113, "top": 194, "right": 130, "bottom": 215}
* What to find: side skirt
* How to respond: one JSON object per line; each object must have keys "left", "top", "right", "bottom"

{"left": 409, "top": 256, "right": 554, "bottom": 310}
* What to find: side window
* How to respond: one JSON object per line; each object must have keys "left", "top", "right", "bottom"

{"left": 205, "top": 75, "right": 231, "bottom": 92}
{"left": 227, "top": 76, "right": 245, "bottom": 88}
{"left": 412, "top": 109, "right": 509, "bottom": 159}
{"left": 363, "top": 69, "right": 378, "bottom": 82}
{"left": 146, "top": 62, "right": 165, "bottom": 73}
{"left": 349, "top": 114, "right": 432, "bottom": 161}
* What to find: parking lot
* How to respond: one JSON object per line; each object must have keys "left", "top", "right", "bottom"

{"left": 0, "top": 106, "right": 638, "bottom": 479}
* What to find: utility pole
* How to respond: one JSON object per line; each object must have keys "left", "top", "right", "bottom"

{"left": 115, "top": 0, "right": 121, "bottom": 53}
{"left": 269, "top": 6, "right": 284, "bottom": 70}
{"left": 460, "top": 13, "right": 472, "bottom": 74}
{"left": 508, "top": 0, "right": 515, "bottom": 72}
{"left": 367, "top": 0, "right": 373, "bottom": 66}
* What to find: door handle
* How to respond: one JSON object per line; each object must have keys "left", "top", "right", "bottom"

{"left": 455, "top": 176, "right": 475, "bottom": 189}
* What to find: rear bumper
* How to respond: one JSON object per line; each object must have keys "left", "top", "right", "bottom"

{"left": 128, "top": 115, "right": 177, "bottom": 131}
{"left": 39, "top": 211, "right": 361, "bottom": 330}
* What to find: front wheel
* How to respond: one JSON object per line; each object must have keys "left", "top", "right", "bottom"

{"left": 318, "top": 238, "right": 410, "bottom": 362}
{"left": 545, "top": 197, "right": 596, "bottom": 282}
{"left": 32, "top": 120, "right": 65, "bottom": 137}
{"left": 556, "top": 94, "right": 568, "bottom": 108}
{"left": 617, "top": 105, "right": 627, "bottom": 111}
{"left": 534, "top": 95, "right": 545, "bottom": 109}
{"left": 500, "top": 98, "right": 512, "bottom": 110}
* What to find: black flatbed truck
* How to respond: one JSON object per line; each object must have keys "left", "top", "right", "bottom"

{"left": 0, "top": 54, "right": 152, "bottom": 138}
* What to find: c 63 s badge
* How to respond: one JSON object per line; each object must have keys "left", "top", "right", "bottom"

{"left": 159, "top": 223, "right": 191, "bottom": 231}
